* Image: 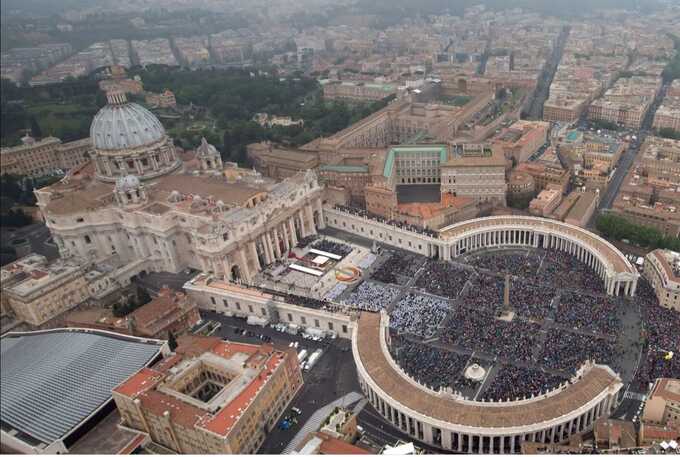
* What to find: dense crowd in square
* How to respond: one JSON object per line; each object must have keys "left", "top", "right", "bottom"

{"left": 342, "top": 281, "right": 399, "bottom": 311}
{"left": 389, "top": 293, "right": 450, "bottom": 338}
{"left": 466, "top": 251, "right": 542, "bottom": 278}
{"left": 538, "top": 330, "right": 618, "bottom": 372}
{"left": 439, "top": 309, "right": 540, "bottom": 362}
{"left": 481, "top": 365, "right": 568, "bottom": 402}
{"left": 509, "top": 281, "right": 556, "bottom": 321}
{"left": 390, "top": 336, "right": 469, "bottom": 391}
{"left": 371, "top": 251, "right": 421, "bottom": 285}
{"left": 539, "top": 250, "right": 605, "bottom": 293}
{"left": 414, "top": 261, "right": 471, "bottom": 299}
{"left": 459, "top": 274, "right": 505, "bottom": 313}
{"left": 556, "top": 292, "right": 621, "bottom": 336}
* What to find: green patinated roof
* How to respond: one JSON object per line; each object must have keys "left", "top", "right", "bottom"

{"left": 319, "top": 164, "right": 369, "bottom": 173}
{"left": 383, "top": 145, "right": 448, "bottom": 178}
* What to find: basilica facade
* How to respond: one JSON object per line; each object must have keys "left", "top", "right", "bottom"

{"left": 35, "top": 90, "right": 325, "bottom": 284}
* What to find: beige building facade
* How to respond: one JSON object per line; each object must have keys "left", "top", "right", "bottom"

{"left": 0, "top": 254, "right": 90, "bottom": 326}
{"left": 440, "top": 144, "right": 507, "bottom": 206}
{"left": 0, "top": 135, "right": 92, "bottom": 177}
{"left": 643, "top": 249, "right": 680, "bottom": 312}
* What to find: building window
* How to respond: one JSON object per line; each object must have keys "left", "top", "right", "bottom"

{"left": 328, "top": 322, "right": 334, "bottom": 331}
{"left": 314, "top": 319, "right": 320, "bottom": 327}
{"left": 248, "top": 304, "right": 253, "bottom": 313}
{"left": 300, "top": 316, "right": 307, "bottom": 325}
{"left": 261, "top": 307, "right": 267, "bottom": 316}
{"left": 223, "top": 299, "right": 228, "bottom": 306}
{"left": 211, "top": 297, "right": 216, "bottom": 305}
{"left": 342, "top": 325, "right": 348, "bottom": 333}
{"left": 288, "top": 313, "right": 293, "bottom": 322}
{"left": 236, "top": 302, "right": 241, "bottom": 310}
{"left": 84, "top": 235, "right": 92, "bottom": 244}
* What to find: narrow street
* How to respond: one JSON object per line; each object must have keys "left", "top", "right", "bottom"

{"left": 523, "top": 26, "right": 570, "bottom": 120}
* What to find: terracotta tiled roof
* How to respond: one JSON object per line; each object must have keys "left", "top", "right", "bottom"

{"left": 113, "top": 368, "right": 163, "bottom": 398}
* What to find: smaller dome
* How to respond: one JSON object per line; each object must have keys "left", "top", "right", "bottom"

{"left": 116, "top": 174, "right": 141, "bottom": 192}
{"left": 168, "top": 190, "right": 182, "bottom": 202}
{"left": 196, "top": 137, "right": 219, "bottom": 158}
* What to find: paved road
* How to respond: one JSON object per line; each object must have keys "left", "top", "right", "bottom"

{"left": 524, "top": 26, "right": 570, "bottom": 120}
{"left": 282, "top": 392, "right": 363, "bottom": 454}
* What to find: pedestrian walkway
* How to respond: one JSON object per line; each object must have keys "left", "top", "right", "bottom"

{"left": 283, "top": 391, "right": 363, "bottom": 454}
{"left": 624, "top": 391, "right": 647, "bottom": 402}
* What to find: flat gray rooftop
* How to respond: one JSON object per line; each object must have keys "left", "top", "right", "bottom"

{"left": 0, "top": 329, "right": 162, "bottom": 447}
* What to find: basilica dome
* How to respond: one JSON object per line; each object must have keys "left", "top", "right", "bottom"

{"left": 90, "top": 90, "right": 180, "bottom": 183}
{"left": 90, "top": 91, "right": 166, "bottom": 150}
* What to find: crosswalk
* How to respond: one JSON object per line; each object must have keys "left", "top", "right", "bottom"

{"left": 282, "top": 391, "right": 363, "bottom": 454}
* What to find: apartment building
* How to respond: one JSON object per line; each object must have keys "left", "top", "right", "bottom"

{"left": 643, "top": 250, "right": 680, "bottom": 312}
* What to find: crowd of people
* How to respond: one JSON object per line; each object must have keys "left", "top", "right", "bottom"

{"left": 458, "top": 274, "right": 505, "bottom": 314}
{"left": 556, "top": 292, "right": 621, "bottom": 336}
{"left": 509, "top": 280, "right": 556, "bottom": 322}
{"left": 334, "top": 205, "right": 439, "bottom": 238}
{"left": 343, "top": 281, "right": 399, "bottom": 312}
{"left": 538, "top": 330, "right": 618, "bottom": 373}
{"left": 362, "top": 241, "right": 678, "bottom": 401}
{"left": 539, "top": 250, "right": 604, "bottom": 292}
{"left": 372, "top": 251, "right": 421, "bottom": 285}
{"left": 482, "top": 365, "right": 568, "bottom": 402}
{"left": 440, "top": 311, "right": 540, "bottom": 362}
{"left": 390, "top": 336, "right": 469, "bottom": 391}
{"left": 311, "top": 239, "right": 353, "bottom": 257}
{"left": 297, "top": 235, "right": 319, "bottom": 249}
{"left": 631, "top": 278, "right": 680, "bottom": 389}
{"left": 466, "top": 251, "right": 542, "bottom": 278}
{"left": 414, "top": 261, "right": 471, "bottom": 299}
{"left": 390, "top": 293, "right": 450, "bottom": 338}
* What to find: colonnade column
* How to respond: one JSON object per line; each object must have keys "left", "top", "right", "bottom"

{"left": 262, "top": 234, "right": 273, "bottom": 264}
{"left": 315, "top": 198, "right": 326, "bottom": 229}
{"left": 239, "top": 248, "right": 251, "bottom": 281}
{"left": 249, "top": 241, "right": 261, "bottom": 271}
{"left": 298, "top": 212, "right": 307, "bottom": 238}
{"left": 273, "top": 229, "right": 283, "bottom": 258}
{"left": 288, "top": 218, "right": 298, "bottom": 247}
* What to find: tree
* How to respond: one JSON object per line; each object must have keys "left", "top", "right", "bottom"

{"left": 137, "top": 287, "right": 152, "bottom": 306}
{"left": 168, "top": 330, "right": 178, "bottom": 352}
{"left": 29, "top": 116, "right": 42, "bottom": 139}
{"left": 596, "top": 213, "right": 680, "bottom": 251}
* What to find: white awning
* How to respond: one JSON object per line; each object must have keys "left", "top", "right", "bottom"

{"left": 308, "top": 248, "right": 342, "bottom": 260}
{"left": 290, "top": 263, "right": 324, "bottom": 277}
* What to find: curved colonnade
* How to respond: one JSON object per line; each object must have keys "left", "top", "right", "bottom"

{"left": 352, "top": 312, "right": 624, "bottom": 454}
{"left": 324, "top": 210, "right": 639, "bottom": 297}
{"left": 438, "top": 216, "right": 639, "bottom": 296}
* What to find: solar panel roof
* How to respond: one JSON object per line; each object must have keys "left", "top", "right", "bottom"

{"left": 0, "top": 329, "right": 162, "bottom": 446}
